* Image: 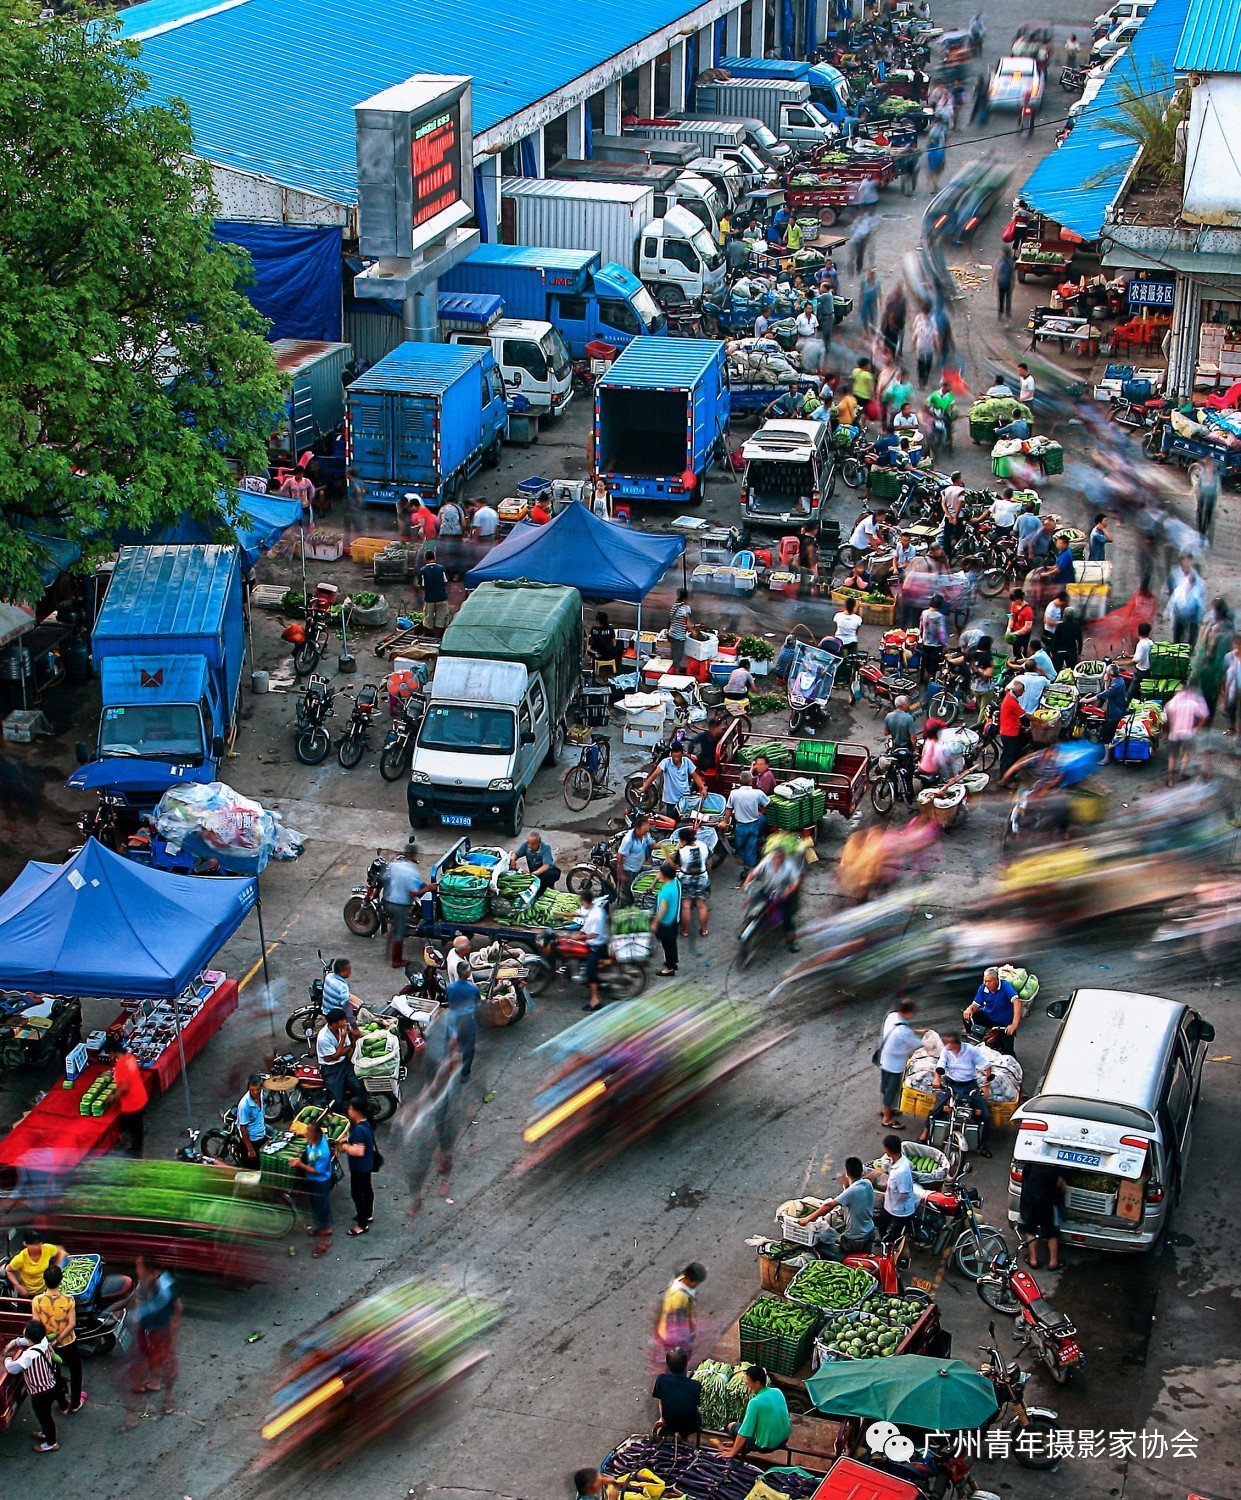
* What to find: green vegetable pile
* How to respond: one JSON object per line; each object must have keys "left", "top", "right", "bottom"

{"left": 739, "top": 740, "right": 793, "bottom": 769}
{"left": 693, "top": 1359, "right": 755, "bottom": 1429}
{"left": 879, "top": 97, "right": 923, "bottom": 118}
{"left": 521, "top": 889, "right": 581, "bottom": 928}
{"left": 612, "top": 908, "right": 649, "bottom": 935}
{"left": 832, "top": 584, "right": 893, "bottom": 605}
{"left": 906, "top": 1152, "right": 941, "bottom": 1175}
{"left": 1020, "top": 248, "right": 1067, "bottom": 265}
{"left": 59, "top": 1256, "right": 97, "bottom": 1297}
{"left": 353, "top": 590, "right": 380, "bottom": 609}
{"left": 496, "top": 871, "right": 535, "bottom": 897}
{"left": 360, "top": 1033, "right": 392, "bottom": 1059}
{"left": 742, "top": 1295, "right": 820, "bottom": 1336}
{"left": 787, "top": 1261, "right": 875, "bottom": 1311}
{"left": 748, "top": 692, "right": 786, "bottom": 716}
{"left": 630, "top": 871, "right": 660, "bottom": 900}
{"left": 818, "top": 1305, "right": 914, "bottom": 1360}
{"left": 738, "top": 635, "right": 775, "bottom": 662}
{"left": 281, "top": 589, "right": 307, "bottom": 618}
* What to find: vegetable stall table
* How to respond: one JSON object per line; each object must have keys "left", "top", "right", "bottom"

{"left": 1027, "top": 314, "right": 1100, "bottom": 360}
{"left": 115, "top": 976, "right": 239, "bottom": 1094}
{"left": 1015, "top": 243, "right": 1076, "bottom": 283}
{"left": 0, "top": 1063, "right": 123, "bottom": 1174}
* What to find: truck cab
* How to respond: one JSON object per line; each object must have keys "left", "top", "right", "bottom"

{"left": 654, "top": 172, "right": 723, "bottom": 241}
{"left": 639, "top": 205, "right": 726, "bottom": 305}
{"left": 449, "top": 317, "right": 573, "bottom": 419}
{"left": 551, "top": 265, "right": 667, "bottom": 353}
{"left": 741, "top": 420, "right": 835, "bottom": 530}
{"left": 686, "top": 156, "right": 745, "bottom": 214}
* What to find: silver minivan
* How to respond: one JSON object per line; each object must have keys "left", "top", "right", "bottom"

{"left": 1008, "top": 989, "right": 1214, "bottom": 1252}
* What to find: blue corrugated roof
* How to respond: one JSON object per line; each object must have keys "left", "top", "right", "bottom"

{"left": 117, "top": 0, "right": 711, "bottom": 203}
{"left": 1175, "top": 0, "right": 1241, "bottom": 72}
{"left": 95, "top": 544, "right": 238, "bottom": 641}
{"left": 348, "top": 341, "right": 485, "bottom": 395}
{"left": 1020, "top": 0, "right": 1191, "bottom": 240}
{"left": 463, "top": 246, "right": 600, "bottom": 274}
{"left": 600, "top": 337, "right": 724, "bottom": 387}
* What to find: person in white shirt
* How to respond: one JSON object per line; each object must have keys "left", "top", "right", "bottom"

{"left": 795, "top": 307, "right": 818, "bottom": 341}
{"left": 1017, "top": 363, "right": 1036, "bottom": 404}
{"left": 446, "top": 934, "right": 473, "bottom": 985}
{"left": 724, "top": 771, "right": 770, "bottom": 881}
{"left": 833, "top": 599, "right": 863, "bottom": 648}
{"left": 878, "top": 997, "right": 923, "bottom": 1127}
{"left": 578, "top": 893, "right": 610, "bottom": 1012}
{"left": 923, "top": 1031, "right": 993, "bottom": 1149}
{"left": 985, "top": 378, "right": 1012, "bottom": 398}
{"left": 866, "top": 1133, "right": 917, "bottom": 1240}
{"left": 1042, "top": 589, "right": 1068, "bottom": 636}
{"left": 940, "top": 470, "right": 966, "bottom": 556}
{"left": 1012, "top": 670, "right": 1049, "bottom": 714}
{"left": 848, "top": 510, "right": 883, "bottom": 552}
{"left": 991, "top": 488, "right": 1020, "bottom": 530}
{"left": 471, "top": 503, "right": 499, "bottom": 542}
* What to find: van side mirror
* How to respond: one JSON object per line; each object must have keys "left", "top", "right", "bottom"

{"left": 1193, "top": 1018, "right": 1216, "bottom": 1044}
{"left": 211, "top": 735, "right": 226, "bottom": 758}
{"left": 1045, "top": 999, "right": 1069, "bottom": 1021}
{"left": 520, "top": 729, "right": 536, "bottom": 746}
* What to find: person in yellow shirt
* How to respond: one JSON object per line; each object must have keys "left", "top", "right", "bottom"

{"left": 851, "top": 359, "right": 876, "bottom": 405}
{"left": 835, "top": 389, "right": 860, "bottom": 429}
{"left": 5, "top": 1229, "right": 65, "bottom": 1296}
{"left": 655, "top": 1262, "right": 706, "bottom": 1356}
{"left": 33, "top": 1261, "right": 84, "bottom": 1412}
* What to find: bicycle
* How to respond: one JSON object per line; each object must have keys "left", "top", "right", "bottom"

{"left": 563, "top": 733, "right": 612, "bottom": 811}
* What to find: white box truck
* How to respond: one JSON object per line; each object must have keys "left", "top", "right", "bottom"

{"left": 693, "top": 80, "right": 838, "bottom": 147}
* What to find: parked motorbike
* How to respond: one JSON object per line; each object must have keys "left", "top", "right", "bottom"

{"left": 344, "top": 853, "right": 389, "bottom": 937}
{"left": 266, "top": 1049, "right": 399, "bottom": 1124}
{"left": 869, "top": 742, "right": 920, "bottom": 815}
{"left": 293, "top": 586, "right": 338, "bottom": 677}
{"left": 887, "top": 1173, "right": 1008, "bottom": 1279}
{"left": 338, "top": 683, "right": 381, "bottom": 770}
{"left": 1060, "top": 64, "right": 1088, "bottom": 90}
{"left": 976, "top": 1250, "right": 1085, "bottom": 1383}
{"left": 524, "top": 928, "right": 647, "bottom": 1002}
{"left": 977, "top": 1322, "right": 1062, "bottom": 1469}
{"left": 858, "top": 655, "right": 919, "bottom": 714}
{"left": 379, "top": 694, "right": 425, "bottom": 782}
{"left": 787, "top": 641, "right": 841, "bottom": 736}
{"left": 566, "top": 834, "right": 622, "bottom": 901}
{"left": 294, "top": 674, "right": 336, "bottom": 765}
{"left": 1108, "top": 391, "right": 1167, "bottom": 432}
{"left": 76, "top": 791, "right": 128, "bottom": 851}
{"left": 0, "top": 1235, "right": 132, "bottom": 1357}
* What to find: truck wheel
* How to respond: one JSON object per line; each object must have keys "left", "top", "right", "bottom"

{"left": 545, "top": 719, "right": 565, "bottom": 767}
{"left": 486, "top": 435, "right": 502, "bottom": 467}
{"left": 504, "top": 793, "right": 525, "bottom": 837}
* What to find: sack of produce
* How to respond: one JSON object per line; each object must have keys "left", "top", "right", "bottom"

{"left": 901, "top": 1140, "right": 948, "bottom": 1183}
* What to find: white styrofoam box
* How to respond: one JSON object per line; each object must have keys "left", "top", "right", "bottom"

{"left": 683, "top": 633, "right": 719, "bottom": 662}
{"left": 657, "top": 674, "right": 697, "bottom": 696}
{"left": 643, "top": 658, "right": 673, "bottom": 683}
{"left": 751, "top": 657, "right": 771, "bottom": 677}
{"left": 2, "top": 710, "right": 52, "bottom": 743}
{"left": 623, "top": 724, "right": 665, "bottom": 746}
{"left": 623, "top": 707, "right": 665, "bottom": 729}
{"left": 1073, "top": 560, "right": 1112, "bottom": 584}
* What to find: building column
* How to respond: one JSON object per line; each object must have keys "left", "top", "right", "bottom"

{"left": 603, "top": 78, "right": 622, "bottom": 134}
{"left": 565, "top": 100, "right": 588, "bottom": 159}
{"left": 477, "top": 151, "right": 501, "bottom": 242}
{"left": 772, "top": 0, "right": 783, "bottom": 55}
{"left": 636, "top": 59, "right": 657, "bottom": 118}
{"left": 725, "top": 7, "right": 742, "bottom": 53}
{"left": 749, "top": 0, "right": 766, "bottom": 57}
{"left": 1169, "top": 275, "right": 1201, "bottom": 401}
{"left": 697, "top": 22, "right": 715, "bottom": 71}
{"left": 670, "top": 38, "right": 688, "bottom": 111}
{"left": 529, "top": 126, "right": 546, "bottom": 177}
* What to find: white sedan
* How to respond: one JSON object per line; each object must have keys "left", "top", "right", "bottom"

{"left": 988, "top": 55, "right": 1045, "bottom": 110}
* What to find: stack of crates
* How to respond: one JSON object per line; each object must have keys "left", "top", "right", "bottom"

{"left": 794, "top": 739, "right": 836, "bottom": 774}
{"left": 1142, "top": 641, "right": 1192, "bottom": 701}
{"left": 869, "top": 468, "right": 905, "bottom": 502}
{"left": 738, "top": 740, "right": 794, "bottom": 770}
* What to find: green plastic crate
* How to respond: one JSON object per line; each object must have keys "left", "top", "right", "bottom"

{"left": 869, "top": 468, "right": 905, "bottom": 501}
{"left": 807, "top": 787, "right": 827, "bottom": 822}
{"left": 970, "top": 417, "right": 996, "bottom": 444}
{"left": 767, "top": 794, "right": 808, "bottom": 830}
{"left": 1149, "top": 642, "right": 1191, "bottom": 682}
{"left": 739, "top": 1296, "right": 822, "bottom": 1377}
{"left": 794, "top": 739, "right": 837, "bottom": 773}
{"left": 1040, "top": 443, "right": 1064, "bottom": 475}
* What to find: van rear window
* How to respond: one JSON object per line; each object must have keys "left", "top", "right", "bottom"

{"left": 1024, "top": 1095, "right": 1154, "bottom": 1132}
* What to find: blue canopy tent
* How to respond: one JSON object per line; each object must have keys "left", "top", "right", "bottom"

{"left": 465, "top": 500, "right": 685, "bottom": 646}
{"left": 0, "top": 841, "right": 261, "bottom": 1127}
{"left": 120, "top": 492, "right": 302, "bottom": 574}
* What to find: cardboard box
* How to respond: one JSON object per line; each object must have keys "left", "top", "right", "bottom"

{"left": 1116, "top": 1177, "right": 1144, "bottom": 1223}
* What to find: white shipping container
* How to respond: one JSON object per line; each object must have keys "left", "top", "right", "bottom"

{"left": 501, "top": 178, "right": 654, "bottom": 276}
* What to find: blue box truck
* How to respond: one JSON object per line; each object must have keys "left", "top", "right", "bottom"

{"left": 595, "top": 338, "right": 730, "bottom": 504}
{"left": 73, "top": 544, "right": 246, "bottom": 807}
{"left": 345, "top": 342, "right": 509, "bottom": 506}
{"left": 714, "top": 57, "right": 856, "bottom": 130}
{"left": 439, "top": 245, "right": 667, "bottom": 358}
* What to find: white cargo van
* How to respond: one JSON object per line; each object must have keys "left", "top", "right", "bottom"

{"left": 1008, "top": 988, "right": 1215, "bottom": 1253}
{"left": 448, "top": 318, "right": 573, "bottom": 418}
{"left": 740, "top": 420, "right": 835, "bottom": 530}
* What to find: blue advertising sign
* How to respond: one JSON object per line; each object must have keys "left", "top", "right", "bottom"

{"left": 1127, "top": 278, "right": 1176, "bottom": 309}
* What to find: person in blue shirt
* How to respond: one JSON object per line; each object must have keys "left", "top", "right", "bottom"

{"left": 1013, "top": 637, "right": 1056, "bottom": 683}
{"left": 1050, "top": 535, "right": 1076, "bottom": 584}
{"left": 995, "top": 415, "right": 1032, "bottom": 441}
{"left": 235, "top": 1074, "right": 268, "bottom": 1167}
{"left": 1091, "top": 665, "right": 1130, "bottom": 760}
{"left": 444, "top": 976, "right": 480, "bottom": 1080}
{"left": 292, "top": 1121, "right": 335, "bottom": 1254}
{"left": 963, "top": 967, "right": 1022, "bottom": 1053}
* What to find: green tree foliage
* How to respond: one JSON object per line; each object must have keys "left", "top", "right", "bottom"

{"left": 0, "top": 6, "right": 282, "bottom": 600}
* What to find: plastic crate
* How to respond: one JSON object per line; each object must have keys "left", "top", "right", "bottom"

{"left": 349, "top": 536, "right": 390, "bottom": 565}
{"left": 767, "top": 794, "right": 809, "bottom": 830}
{"left": 869, "top": 468, "right": 905, "bottom": 501}
{"left": 807, "top": 787, "right": 827, "bottom": 822}
{"left": 900, "top": 1080, "right": 937, "bottom": 1118}
{"left": 1039, "top": 443, "right": 1064, "bottom": 475}
{"left": 609, "top": 932, "right": 654, "bottom": 961}
{"left": 794, "top": 740, "right": 837, "bottom": 773}
{"left": 1065, "top": 1185, "right": 1118, "bottom": 1216}
{"left": 970, "top": 417, "right": 997, "bottom": 444}
{"left": 786, "top": 1261, "right": 877, "bottom": 1316}
{"left": 738, "top": 1295, "right": 822, "bottom": 1378}
{"left": 517, "top": 475, "right": 552, "bottom": 500}
{"left": 61, "top": 1253, "right": 102, "bottom": 1304}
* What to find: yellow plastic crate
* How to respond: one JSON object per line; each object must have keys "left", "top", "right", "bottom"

{"left": 900, "top": 1082, "right": 937, "bottom": 1119}
{"left": 350, "top": 536, "right": 391, "bottom": 565}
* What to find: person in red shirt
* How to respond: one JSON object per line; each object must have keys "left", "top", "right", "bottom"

{"left": 1005, "top": 589, "right": 1034, "bottom": 652}
{"left": 998, "top": 681, "right": 1028, "bottom": 777}
{"left": 530, "top": 498, "right": 551, "bottom": 525}
{"left": 113, "top": 1050, "right": 149, "bottom": 1155}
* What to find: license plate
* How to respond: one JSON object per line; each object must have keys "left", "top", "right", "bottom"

{"left": 1056, "top": 1148, "right": 1102, "bottom": 1167}
{"left": 441, "top": 813, "right": 472, "bottom": 827}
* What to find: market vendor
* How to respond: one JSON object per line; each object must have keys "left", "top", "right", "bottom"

{"left": 995, "top": 413, "right": 1031, "bottom": 441}
{"left": 652, "top": 1348, "right": 702, "bottom": 1439}
{"left": 235, "top": 1074, "right": 269, "bottom": 1167}
{"left": 616, "top": 816, "right": 655, "bottom": 906}
{"left": 510, "top": 831, "right": 560, "bottom": 892}
{"left": 963, "top": 967, "right": 1023, "bottom": 1050}
{"left": 795, "top": 1157, "right": 875, "bottom": 1254}
{"left": 638, "top": 744, "right": 706, "bottom": 822}
{"left": 316, "top": 1013, "right": 364, "bottom": 1113}
{"left": 712, "top": 1366, "right": 791, "bottom": 1457}
{"left": 922, "top": 1032, "right": 993, "bottom": 1151}
{"left": 4, "top": 1228, "right": 66, "bottom": 1296}
{"left": 322, "top": 957, "right": 364, "bottom": 1035}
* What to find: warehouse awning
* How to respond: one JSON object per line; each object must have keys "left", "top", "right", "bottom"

{"left": 1102, "top": 246, "right": 1241, "bottom": 280}
{"left": 1019, "top": 0, "right": 1192, "bottom": 240}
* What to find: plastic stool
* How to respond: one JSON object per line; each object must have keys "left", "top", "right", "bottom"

{"left": 614, "top": 506, "right": 631, "bottom": 525}
{"left": 778, "top": 535, "right": 801, "bottom": 567}
{"left": 754, "top": 548, "right": 772, "bottom": 569}
{"left": 731, "top": 549, "right": 756, "bottom": 570}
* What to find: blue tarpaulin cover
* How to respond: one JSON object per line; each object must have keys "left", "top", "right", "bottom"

{"left": 213, "top": 221, "right": 343, "bottom": 342}
{"left": 465, "top": 502, "right": 684, "bottom": 603}
{"left": 120, "top": 492, "right": 302, "bottom": 573}
{"left": 0, "top": 841, "right": 257, "bottom": 999}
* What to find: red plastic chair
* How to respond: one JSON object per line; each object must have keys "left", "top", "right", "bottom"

{"left": 1205, "top": 381, "right": 1241, "bottom": 411}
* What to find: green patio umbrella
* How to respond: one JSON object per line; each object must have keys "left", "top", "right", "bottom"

{"left": 806, "top": 1355, "right": 999, "bottom": 1430}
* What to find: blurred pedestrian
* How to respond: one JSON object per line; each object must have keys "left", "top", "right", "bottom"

{"left": 341, "top": 1097, "right": 378, "bottom": 1235}
{"left": 1223, "top": 635, "right": 1241, "bottom": 734}
{"left": 444, "top": 973, "right": 479, "bottom": 1081}
{"left": 1165, "top": 683, "right": 1209, "bottom": 784}
{"left": 1165, "top": 555, "right": 1206, "bottom": 646}
{"left": 113, "top": 1049, "right": 148, "bottom": 1156}
{"left": 656, "top": 1263, "right": 706, "bottom": 1357}
{"left": 128, "top": 1258, "right": 182, "bottom": 1417}
{"left": 1193, "top": 455, "right": 1219, "bottom": 541}
{"left": 996, "top": 247, "right": 1015, "bottom": 319}
{"left": 880, "top": 288, "right": 906, "bottom": 357}
{"left": 859, "top": 269, "right": 881, "bottom": 333}
{"left": 970, "top": 72, "right": 991, "bottom": 124}
{"left": 913, "top": 305, "right": 940, "bottom": 386}
{"left": 1192, "top": 597, "right": 1234, "bottom": 721}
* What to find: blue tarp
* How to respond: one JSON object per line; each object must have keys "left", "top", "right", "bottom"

{"left": 119, "top": 492, "right": 302, "bottom": 573}
{"left": 713, "top": 17, "right": 724, "bottom": 66}
{"left": 213, "top": 221, "right": 343, "bottom": 342}
{"left": 519, "top": 136, "right": 539, "bottom": 178}
{"left": 0, "top": 841, "right": 257, "bottom": 999}
{"left": 685, "top": 32, "right": 696, "bottom": 105}
{"left": 806, "top": 0, "right": 818, "bottom": 52}
{"left": 584, "top": 107, "right": 594, "bottom": 160}
{"left": 21, "top": 531, "right": 82, "bottom": 589}
{"left": 465, "top": 502, "right": 684, "bottom": 603}
{"left": 782, "top": 0, "right": 795, "bottom": 57}
{"left": 1019, "top": 0, "right": 1192, "bottom": 240}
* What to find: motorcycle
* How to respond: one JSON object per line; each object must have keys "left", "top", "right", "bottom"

{"left": 0, "top": 1237, "right": 132, "bottom": 1357}
{"left": 566, "top": 834, "right": 622, "bottom": 901}
{"left": 344, "top": 853, "right": 389, "bottom": 937}
{"left": 379, "top": 694, "right": 425, "bottom": 782}
{"left": 869, "top": 742, "right": 920, "bottom": 816}
{"left": 76, "top": 791, "right": 128, "bottom": 851}
{"left": 976, "top": 1321, "right": 1062, "bottom": 1470}
{"left": 265, "top": 1049, "right": 400, "bottom": 1124}
{"left": 524, "top": 927, "right": 648, "bottom": 1003}
{"left": 857, "top": 655, "right": 919, "bottom": 714}
{"left": 927, "top": 405, "right": 956, "bottom": 457}
{"left": 1060, "top": 64, "right": 1088, "bottom": 90}
{"left": 976, "top": 1249, "right": 1085, "bottom": 1384}
{"left": 888, "top": 1173, "right": 1008, "bottom": 1279}
{"left": 736, "top": 885, "right": 794, "bottom": 971}
{"left": 295, "top": 674, "right": 336, "bottom": 765}
{"left": 293, "top": 584, "right": 339, "bottom": 677}
{"left": 1108, "top": 391, "right": 1167, "bottom": 432}
{"left": 787, "top": 641, "right": 842, "bottom": 736}
{"left": 337, "top": 683, "right": 381, "bottom": 769}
